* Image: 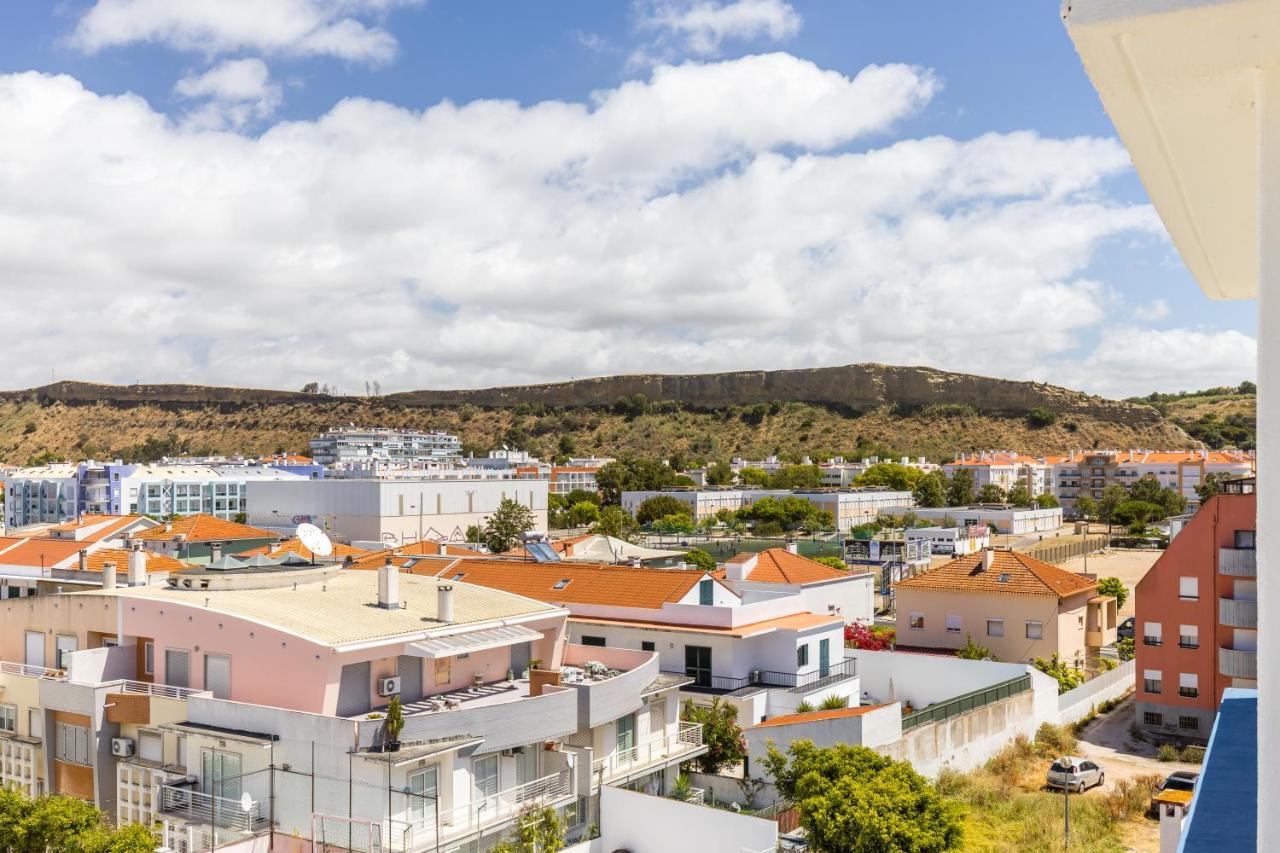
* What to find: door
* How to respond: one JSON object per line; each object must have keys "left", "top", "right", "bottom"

{"left": 515, "top": 747, "right": 539, "bottom": 786}
{"left": 473, "top": 755, "right": 499, "bottom": 805}
{"left": 509, "top": 642, "right": 532, "bottom": 678}
{"left": 336, "top": 661, "right": 372, "bottom": 717}
{"left": 55, "top": 636, "right": 78, "bottom": 670}
{"left": 408, "top": 766, "right": 438, "bottom": 830}
{"left": 818, "top": 638, "right": 830, "bottom": 679}
{"left": 397, "top": 656, "right": 423, "bottom": 702}
{"left": 202, "top": 749, "right": 242, "bottom": 800}
{"left": 165, "top": 649, "right": 190, "bottom": 688}
{"left": 434, "top": 657, "right": 451, "bottom": 687}
{"left": 646, "top": 698, "right": 667, "bottom": 740}
{"left": 684, "top": 646, "right": 712, "bottom": 688}
{"left": 204, "top": 654, "right": 231, "bottom": 699}
{"left": 24, "top": 631, "right": 43, "bottom": 668}
{"left": 616, "top": 713, "right": 636, "bottom": 762}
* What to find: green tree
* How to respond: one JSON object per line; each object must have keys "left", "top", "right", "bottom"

{"left": 1115, "top": 637, "right": 1136, "bottom": 661}
{"left": 681, "top": 697, "right": 747, "bottom": 774}
{"left": 481, "top": 499, "right": 536, "bottom": 554}
{"left": 0, "top": 788, "right": 156, "bottom": 853}
{"left": 975, "top": 483, "right": 1007, "bottom": 504}
{"left": 492, "top": 804, "right": 566, "bottom": 853}
{"left": 1026, "top": 407, "right": 1059, "bottom": 427}
{"left": 763, "top": 741, "right": 963, "bottom": 853}
{"left": 854, "top": 463, "right": 924, "bottom": 492}
{"left": 683, "top": 549, "right": 718, "bottom": 572}
{"left": 705, "top": 460, "right": 734, "bottom": 486}
{"left": 1034, "top": 492, "right": 1060, "bottom": 509}
{"left": 1097, "top": 484, "right": 1129, "bottom": 533}
{"left": 1194, "top": 471, "right": 1233, "bottom": 503}
{"left": 1074, "top": 495, "right": 1097, "bottom": 520}
{"left": 955, "top": 634, "right": 995, "bottom": 661}
{"left": 595, "top": 456, "right": 677, "bottom": 504}
{"left": 651, "top": 513, "right": 696, "bottom": 534}
{"left": 1129, "top": 476, "right": 1187, "bottom": 518}
{"left": 947, "top": 470, "right": 975, "bottom": 506}
{"left": 1005, "top": 484, "right": 1032, "bottom": 507}
{"left": 1112, "top": 500, "right": 1165, "bottom": 530}
{"left": 591, "top": 506, "right": 636, "bottom": 540}
{"left": 737, "top": 466, "right": 771, "bottom": 486}
{"left": 767, "top": 464, "right": 824, "bottom": 489}
{"left": 1032, "top": 653, "right": 1086, "bottom": 694}
{"left": 912, "top": 472, "right": 948, "bottom": 508}
{"left": 1097, "top": 576, "right": 1129, "bottom": 610}
{"left": 563, "top": 488, "right": 601, "bottom": 507}
{"left": 566, "top": 501, "right": 600, "bottom": 527}
{"left": 635, "top": 495, "right": 694, "bottom": 525}
{"left": 813, "top": 556, "right": 848, "bottom": 570}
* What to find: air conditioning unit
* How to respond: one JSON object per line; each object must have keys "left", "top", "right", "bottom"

{"left": 378, "top": 677, "right": 401, "bottom": 697}
{"left": 111, "top": 737, "right": 135, "bottom": 757}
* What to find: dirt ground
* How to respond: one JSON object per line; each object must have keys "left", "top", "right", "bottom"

{"left": 1057, "top": 549, "right": 1162, "bottom": 619}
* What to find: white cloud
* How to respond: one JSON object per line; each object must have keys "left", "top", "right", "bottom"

{"left": 638, "top": 0, "right": 802, "bottom": 56}
{"left": 1068, "top": 327, "right": 1256, "bottom": 398}
{"left": 175, "top": 58, "right": 282, "bottom": 129}
{"left": 0, "top": 56, "right": 1171, "bottom": 395}
{"left": 69, "top": 0, "right": 418, "bottom": 63}
{"left": 1134, "top": 298, "right": 1170, "bottom": 321}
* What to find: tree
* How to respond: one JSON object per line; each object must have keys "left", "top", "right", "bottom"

{"left": 975, "top": 483, "right": 1007, "bottom": 504}
{"left": 1098, "top": 484, "right": 1129, "bottom": 533}
{"left": 300, "top": 381, "right": 319, "bottom": 394}
{"left": 1005, "top": 483, "right": 1032, "bottom": 507}
{"left": 813, "top": 555, "right": 848, "bottom": 570}
{"left": 1115, "top": 637, "right": 1135, "bottom": 661}
{"left": 737, "top": 466, "right": 771, "bottom": 486}
{"left": 955, "top": 634, "right": 995, "bottom": 661}
{"left": 1034, "top": 492, "right": 1060, "bottom": 509}
{"left": 1195, "top": 471, "right": 1234, "bottom": 503}
{"left": 591, "top": 506, "right": 636, "bottom": 540}
{"left": 854, "top": 463, "right": 924, "bottom": 492}
{"left": 563, "top": 488, "right": 600, "bottom": 507}
{"left": 1097, "top": 576, "right": 1129, "bottom": 610}
{"left": 1026, "top": 407, "right": 1059, "bottom": 427}
{"left": 565, "top": 501, "right": 600, "bottom": 527}
{"left": 0, "top": 787, "right": 157, "bottom": 853}
{"left": 651, "top": 513, "right": 696, "bottom": 534}
{"left": 595, "top": 456, "right": 676, "bottom": 504}
{"left": 763, "top": 741, "right": 963, "bottom": 853}
{"left": 947, "top": 470, "right": 975, "bottom": 506}
{"left": 741, "top": 496, "right": 833, "bottom": 532}
{"left": 681, "top": 698, "right": 746, "bottom": 774}
{"left": 1074, "top": 495, "right": 1097, "bottom": 520}
{"left": 481, "top": 499, "right": 536, "bottom": 554}
{"left": 635, "top": 495, "right": 694, "bottom": 525}
{"left": 1129, "top": 476, "right": 1187, "bottom": 518}
{"left": 1111, "top": 500, "right": 1165, "bottom": 530}
{"left": 912, "top": 472, "right": 948, "bottom": 508}
{"left": 683, "top": 549, "right": 718, "bottom": 572}
{"left": 1032, "top": 653, "right": 1086, "bottom": 694}
{"left": 767, "top": 464, "right": 823, "bottom": 489}
{"left": 492, "top": 804, "right": 566, "bottom": 853}
{"left": 705, "top": 460, "right": 734, "bottom": 486}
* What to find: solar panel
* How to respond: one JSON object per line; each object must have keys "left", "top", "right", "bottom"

{"left": 526, "top": 541, "right": 561, "bottom": 562}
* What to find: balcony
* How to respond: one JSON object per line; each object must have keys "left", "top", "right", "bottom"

{"left": 562, "top": 644, "right": 659, "bottom": 729}
{"left": 1218, "top": 548, "right": 1256, "bottom": 576}
{"left": 591, "top": 721, "right": 705, "bottom": 785}
{"left": 157, "top": 784, "right": 266, "bottom": 834}
{"left": 1219, "top": 647, "right": 1257, "bottom": 679}
{"left": 662, "top": 658, "right": 857, "bottom": 697}
{"left": 403, "top": 769, "right": 575, "bottom": 847}
{"left": 1219, "top": 597, "right": 1258, "bottom": 629}
{"left": 0, "top": 661, "right": 67, "bottom": 681}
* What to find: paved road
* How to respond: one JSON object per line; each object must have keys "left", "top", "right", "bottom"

{"left": 1072, "top": 694, "right": 1199, "bottom": 786}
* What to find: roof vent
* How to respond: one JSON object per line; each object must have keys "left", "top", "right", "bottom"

{"left": 377, "top": 556, "right": 399, "bottom": 610}
{"left": 981, "top": 549, "right": 996, "bottom": 572}
{"left": 437, "top": 583, "right": 454, "bottom": 623}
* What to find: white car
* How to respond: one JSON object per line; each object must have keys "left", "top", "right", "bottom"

{"left": 1046, "top": 756, "right": 1105, "bottom": 792}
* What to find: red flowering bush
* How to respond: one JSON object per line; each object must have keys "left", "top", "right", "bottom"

{"left": 844, "top": 623, "right": 894, "bottom": 650}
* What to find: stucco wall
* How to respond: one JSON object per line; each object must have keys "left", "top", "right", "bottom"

{"left": 597, "top": 785, "right": 776, "bottom": 853}
{"left": 893, "top": 587, "right": 1081, "bottom": 664}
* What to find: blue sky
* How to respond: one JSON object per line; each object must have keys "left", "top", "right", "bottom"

{"left": 0, "top": 1, "right": 1256, "bottom": 397}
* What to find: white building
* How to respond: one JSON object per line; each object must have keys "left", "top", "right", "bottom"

{"left": 944, "top": 452, "right": 1054, "bottom": 498}
{"left": 620, "top": 489, "right": 747, "bottom": 521}
{"left": 1050, "top": 449, "right": 1254, "bottom": 512}
{"left": 620, "top": 487, "right": 911, "bottom": 529}
{"left": 246, "top": 478, "right": 549, "bottom": 547}
{"left": 787, "top": 489, "right": 914, "bottom": 533}
{"left": 4, "top": 463, "right": 79, "bottom": 527}
{"left": 904, "top": 525, "right": 991, "bottom": 556}
{"left": 309, "top": 426, "right": 463, "bottom": 466}
{"left": 820, "top": 456, "right": 938, "bottom": 488}
{"left": 886, "top": 505, "right": 1063, "bottom": 536}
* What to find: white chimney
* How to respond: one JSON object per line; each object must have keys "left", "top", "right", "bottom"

{"left": 785, "top": 541, "right": 799, "bottom": 555}
{"left": 981, "top": 549, "right": 996, "bottom": 572}
{"left": 378, "top": 557, "right": 399, "bottom": 609}
{"left": 78, "top": 549, "right": 88, "bottom": 573}
{"left": 209, "top": 542, "right": 223, "bottom": 562}
{"left": 725, "top": 553, "right": 757, "bottom": 582}
{"left": 128, "top": 543, "right": 147, "bottom": 586}
{"left": 102, "top": 560, "right": 116, "bottom": 590}
{"left": 439, "top": 543, "right": 448, "bottom": 556}
{"left": 437, "top": 583, "right": 454, "bottom": 623}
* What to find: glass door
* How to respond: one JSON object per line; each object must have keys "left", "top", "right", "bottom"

{"left": 819, "top": 638, "right": 830, "bottom": 679}
{"left": 407, "top": 766, "right": 438, "bottom": 830}
{"left": 684, "top": 646, "right": 712, "bottom": 688}
{"left": 201, "top": 749, "right": 242, "bottom": 801}
{"left": 616, "top": 713, "right": 636, "bottom": 764}
{"left": 473, "top": 755, "right": 499, "bottom": 805}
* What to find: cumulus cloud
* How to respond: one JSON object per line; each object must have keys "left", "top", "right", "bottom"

{"left": 69, "top": 0, "right": 418, "bottom": 63}
{"left": 1068, "top": 328, "right": 1256, "bottom": 398}
{"left": 0, "top": 55, "right": 1169, "bottom": 394}
{"left": 637, "top": 0, "right": 802, "bottom": 56}
{"left": 175, "top": 58, "right": 282, "bottom": 129}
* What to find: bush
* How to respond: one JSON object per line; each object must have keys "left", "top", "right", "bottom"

{"left": 682, "top": 549, "right": 717, "bottom": 572}
{"left": 986, "top": 735, "right": 1038, "bottom": 788}
{"left": 795, "top": 700, "right": 815, "bottom": 713}
{"left": 1157, "top": 744, "right": 1180, "bottom": 762}
{"left": 817, "top": 694, "right": 849, "bottom": 710}
{"left": 1098, "top": 657, "right": 1117, "bottom": 672}
{"left": 1026, "top": 407, "right": 1059, "bottom": 428}
{"left": 1103, "top": 775, "right": 1161, "bottom": 821}
{"left": 1034, "top": 723, "right": 1078, "bottom": 757}
{"left": 1180, "top": 745, "right": 1205, "bottom": 764}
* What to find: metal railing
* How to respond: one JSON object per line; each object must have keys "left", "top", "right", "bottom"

{"left": 1219, "top": 647, "right": 1257, "bottom": 679}
{"left": 1219, "top": 547, "right": 1256, "bottom": 576}
{"left": 661, "top": 658, "right": 856, "bottom": 695}
{"left": 416, "top": 769, "right": 574, "bottom": 842}
{"left": 1219, "top": 597, "right": 1258, "bottom": 629}
{"left": 901, "top": 674, "right": 1033, "bottom": 731}
{"left": 157, "top": 784, "right": 263, "bottom": 833}
{"left": 120, "top": 680, "right": 205, "bottom": 700}
{"left": 592, "top": 722, "right": 704, "bottom": 781}
{"left": 0, "top": 661, "right": 66, "bottom": 680}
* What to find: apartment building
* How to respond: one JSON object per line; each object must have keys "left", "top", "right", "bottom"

{"left": 819, "top": 456, "right": 938, "bottom": 488}
{"left": 620, "top": 488, "right": 747, "bottom": 521}
{"left": 893, "top": 549, "right": 1116, "bottom": 666}
{"left": 1134, "top": 483, "right": 1257, "bottom": 739}
{"left": 516, "top": 463, "right": 604, "bottom": 496}
{"left": 944, "top": 452, "right": 1055, "bottom": 497}
{"left": 308, "top": 426, "right": 463, "bottom": 465}
{"left": 1052, "top": 449, "right": 1254, "bottom": 513}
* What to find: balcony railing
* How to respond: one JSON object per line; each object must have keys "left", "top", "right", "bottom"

{"left": 1219, "top": 597, "right": 1258, "bottom": 629}
{"left": 157, "top": 784, "right": 264, "bottom": 833}
{"left": 592, "top": 722, "right": 704, "bottom": 783}
{"left": 120, "top": 680, "right": 205, "bottom": 700}
{"left": 902, "top": 674, "right": 1032, "bottom": 731}
{"left": 662, "top": 658, "right": 856, "bottom": 696}
{"left": 0, "top": 661, "right": 66, "bottom": 680}
{"left": 1219, "top": 647, "right": 1258, "bottom": 679}
{"left": 415, "top": 769, "right": 574, "bottom": 844}
{"left": 1219, "top": 548, "right": 1256, "bottom": 576}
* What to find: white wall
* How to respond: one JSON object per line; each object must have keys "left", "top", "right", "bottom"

{"left": 852, "top": 650, "right": 1036, "bottom": 710}
{"left": 1057, "top": 660, "right": 1136, "bottom": 725}
{"left": 597, "top": 785, "right": 776, "bottom": 853}
{"left": 745, "top": 702, "right": 902, "bottom": 771}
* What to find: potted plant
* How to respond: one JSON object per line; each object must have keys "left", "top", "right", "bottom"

{"left": 384, "top": 695, "right": 404, "bottom": 753}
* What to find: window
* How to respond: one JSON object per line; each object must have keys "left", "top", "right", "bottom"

{"left": 28, "top": 709, "right": 42, "bottom": 739}
{"left": 165, "top": 649, "right": 190, "bottom": 688}
{"left": 1179, "top": 625, "right": 1199, "bottom": 649}
{"left": 176, "top": 735, "right": 187, "bottom": 769}
{"left": 580, "top": 636, "right": 606, "bottom": 647}
{"left": 1143, "top": 669, "right": 1163, "bottom": 694}
{"left": 698, "top": 578, "right": 714, "bottom": 606}
{"left": 201, "top": 749, "right": 242, "bottom": 800}
{"left": 407, "top": 766, "right": 438, "bottom": 829}
{"left": 986, "top": 619, "right": 1004, "bottom": 638}
{"left": 144, "top": 641, "right": 154, "bottom": 675}
{"left": 1144, "top": 711, "right": 1164, "bottom": 727}
{"left": 24, "top": 631, "right": 43, "bottom": 668}
{"left": 474, "top": 755, "right": 499, "bottom": 800}
{"left": 138, "top": 730, "right": 163, "bottom": 763}
{"left": 909, "top": 613, "right": 925, "bottom": 631}
{"left": 1179, "top": 673, "right": 1199, "bottom": 698}
{"left": 641, "top": 641, "right": 655, "bottom": 652}
{"left": 616, "top": 713, "right": 636, "bottom": 755}
{"left": 0, "top": 704, "right": 16, "bottom": 733}
{"left": 552, "top": 578, "right": 571, "bottom": 590}
{"left": 945, "top": 615, "right": 962, "bottom": 634}
{"left": 1179, "top": 577, "right": 1199, "bottom": 600}
{"left": 1234, "top": 530, "right": 1256, "bottom": 550}
{"left": 1143, "top": 622, "right": 1163, "bottom": 646}
{"left": 1025, "top": 620, "right": 1043, "bottom": 640}
{"left": 797, "top": 645, "right": 809, "bottom": 667}
{"left": 1179, "top": 716, "right": 1199, "bottom": 731}
{"left": 55, "top": 722, "right": 90, "bottom": 765}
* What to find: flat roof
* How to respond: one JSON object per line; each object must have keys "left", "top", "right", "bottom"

{"left": 570, "top": 611, "right": 841, "bottom": 638}
{"left": 1180, "top": 688, "right": 1257, "bottom": 851}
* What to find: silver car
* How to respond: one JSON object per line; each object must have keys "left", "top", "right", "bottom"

{"left": 1046, "top": 756, "right": 1105, "bottom": 792}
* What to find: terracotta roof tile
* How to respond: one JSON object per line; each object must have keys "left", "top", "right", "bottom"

{"left": 416, "top": 559, "right": 717, "bottom": 609}
{"left": 237, "top": 538, "right": 370, "bottom": 561}
{"left": 132, "top": 515, "right": 278, "bottom": 543}
{"left": 721, "top": 548, "right": 849, "bottom": 585}
{"left": 894, "top": 550, "right": 1097, "bottom": 599}
{"left": 753, "top": 704, "right": 891, "bottom": 728}
{"left": 79, "top": 548, "right": 187, "bottom": 574}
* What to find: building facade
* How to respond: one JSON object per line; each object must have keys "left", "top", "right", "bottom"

{"left": 309, "top": 426, "right": 463, "bottom": 466}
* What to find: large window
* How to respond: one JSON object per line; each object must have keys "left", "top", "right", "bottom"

{"left": 407, "top": 766, "right": 438, "bottom": 829}
{"left": 473, "top": 755, "right": 499, "bottom": 801}
{"left": 55, "top": 722, "right": 90, "bottom": 765}
{"left": 684, "top": 645, "right": 712, "bottom": 689}
{"left": 165, "top": 649, "right": 190, "bottom": 688}
{"left": 1143, "top": 622, "right": 1163, "bottom": 646}
{"left": 1143, "top": 670, "right": 1163, "bottom": 695}
{"left": 1179, "top": 625, "right": 1199, "bottom": 649}
{"left": 201, "top": 749, "right": 242, "bottom": 800}
{"left": 1178, "top": 577, "right": 1199, "bottom": 600}
{"left": 986, "top": 619, "right": 1004, "bottom": 638}
{"left": 0, "top": 704, "right": 16, "bottom": 733}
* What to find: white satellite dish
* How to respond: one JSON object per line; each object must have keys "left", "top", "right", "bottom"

{"left": 296, "top": 522, "right": 333, "bottom": 557}
{"left": 240, "top": 791, "right": 253, "bottom": 813}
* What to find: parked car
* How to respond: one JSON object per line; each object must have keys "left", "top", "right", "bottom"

{"left": 1046, "top": 757, "right": 1105, "bottom": 792}
{"left": 1117, "top": 616, "right": 1136, "bottom": 640}
{"left": 1158, "top": 770, "right": 1199, "bottom": 794}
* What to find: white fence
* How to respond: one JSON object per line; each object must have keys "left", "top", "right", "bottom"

{"left": 1057, "top": 659, "right": 1135, "bottom": 724}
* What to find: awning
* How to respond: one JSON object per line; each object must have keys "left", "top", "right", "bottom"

{"left": 406, "top": 624, "right": 542, "bottom": 659}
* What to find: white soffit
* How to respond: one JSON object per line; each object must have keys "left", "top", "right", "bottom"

{"left": 406, "top": 624, "right": 542, "bottom": 659}
{"left": 1064, "top": 0, "right": 1280, "bottom": 299}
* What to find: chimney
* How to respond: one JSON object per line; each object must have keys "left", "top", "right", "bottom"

{"left": 164, "top": 522, "right": 172, "bottom": 533}
{"left": 439, "top": 543, "right": 448, "bottom": 556}
{"left": 980, "top": 549, "right": 996, "bottom": 572}
{"left": 377, "top": 557, "right": 399, "bottom": 609}
{"left": 785, "top": 541, "right": 799, "bottom": 555}
{"left": 210, "top": 542, "right": 223, "bottom": 562}
{"left": 437, "top": 583, "right": 454, "bottom": 623}
{"left": 128, "top": 542, "right": 147, "bottom": 586}
{"left": 102, "top": 560, "right": 116, "bottom": 590}
{"left": 78, "top": 549, "right": 87, "bottom": 573}
{"left": 629, "top": 556, "right": 641, "bottom": 568}
{"left": 725, "top": 553, "right": 757, "bottom": 582}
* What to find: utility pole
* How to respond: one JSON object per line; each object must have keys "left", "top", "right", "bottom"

{"left": 1063, "top": 774, "right": 1071, "bottom": 847}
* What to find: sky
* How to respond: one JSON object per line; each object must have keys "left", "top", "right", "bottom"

{"left": 0, "top": 1, "right": 1257, "bottom": 399}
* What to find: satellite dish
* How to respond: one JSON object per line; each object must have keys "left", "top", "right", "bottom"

{"left": 296, "top": 523, "right": 333, "bottom": 557}
{"left": 240, "top": 791, "right": 253, "bottom": 813}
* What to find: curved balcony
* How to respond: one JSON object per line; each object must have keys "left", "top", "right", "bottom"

{"left": 1218, "top": 548, "right": 1256, "bottom": 576}
{"left": 1219, "top": 646, "right": 1257, "bottom": 679}
{"left": 1219, "top": 597, "right": 1258, "bottom": 629}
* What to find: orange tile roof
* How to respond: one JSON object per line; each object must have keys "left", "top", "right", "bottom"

{"left": 0, "top": 537, "right": 89, "bottom": 568}
{"left": 947, "top": 453, "right": 1045, "bottom": 467}
{"left": 132, "top": 515, "right": 278, "bottom": 543}
{"left": 390, "top": 540, "right": 487, "bottom": 558}
{"left": 570, "top": 611, "right": 841, "bottom": 637}
{"left": 716, "top": 548, "right": 850, "bottom": 585}
{"left": 79, "top": 548, "right": 187, "bottom": 574}
{"left": 753, "top": 704, "right": 891, "bottom": 728}
{"left": 237, "top": 538, "right": 370, "bottom": 561}
{"left": 420, "top": 559, "right": 716, "bottom": 610}
{"left": 894, "top": 550, "right": 1097, "bottom": 599}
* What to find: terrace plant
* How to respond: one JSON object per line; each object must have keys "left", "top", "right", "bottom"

{"left": 384, "top": 695, "right": 404, "bottom": 751}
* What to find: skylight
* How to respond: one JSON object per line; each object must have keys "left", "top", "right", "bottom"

{"left": 998, "top": 573, "right": 1011, "bottom": 584}
{"left": 451, "top": 572, "right": 466, "bottom": 581}
{"left": 552, "top": 578, "right": 572, "bottom": 590}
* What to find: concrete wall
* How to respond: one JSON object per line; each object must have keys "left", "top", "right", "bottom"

{"left": 562, "top": 645, "right": 655, "bottom": 729}
{"left": 357, "top": 684, "right": 579, "bottom": 752}
{"left": 1058, "top": 659, "right": 1135, "bottom": 725}
{"left": 879, "top": 688, "right": 1041, "bottom": 777}
{"left": 853, "top": 650, "right": 1039, "bottom": 710}
{"left": 597, "top": 785, "right": 776, "bottom": 853}
{"left": 744, "top": 703, "right": 903, "bottom": 772}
